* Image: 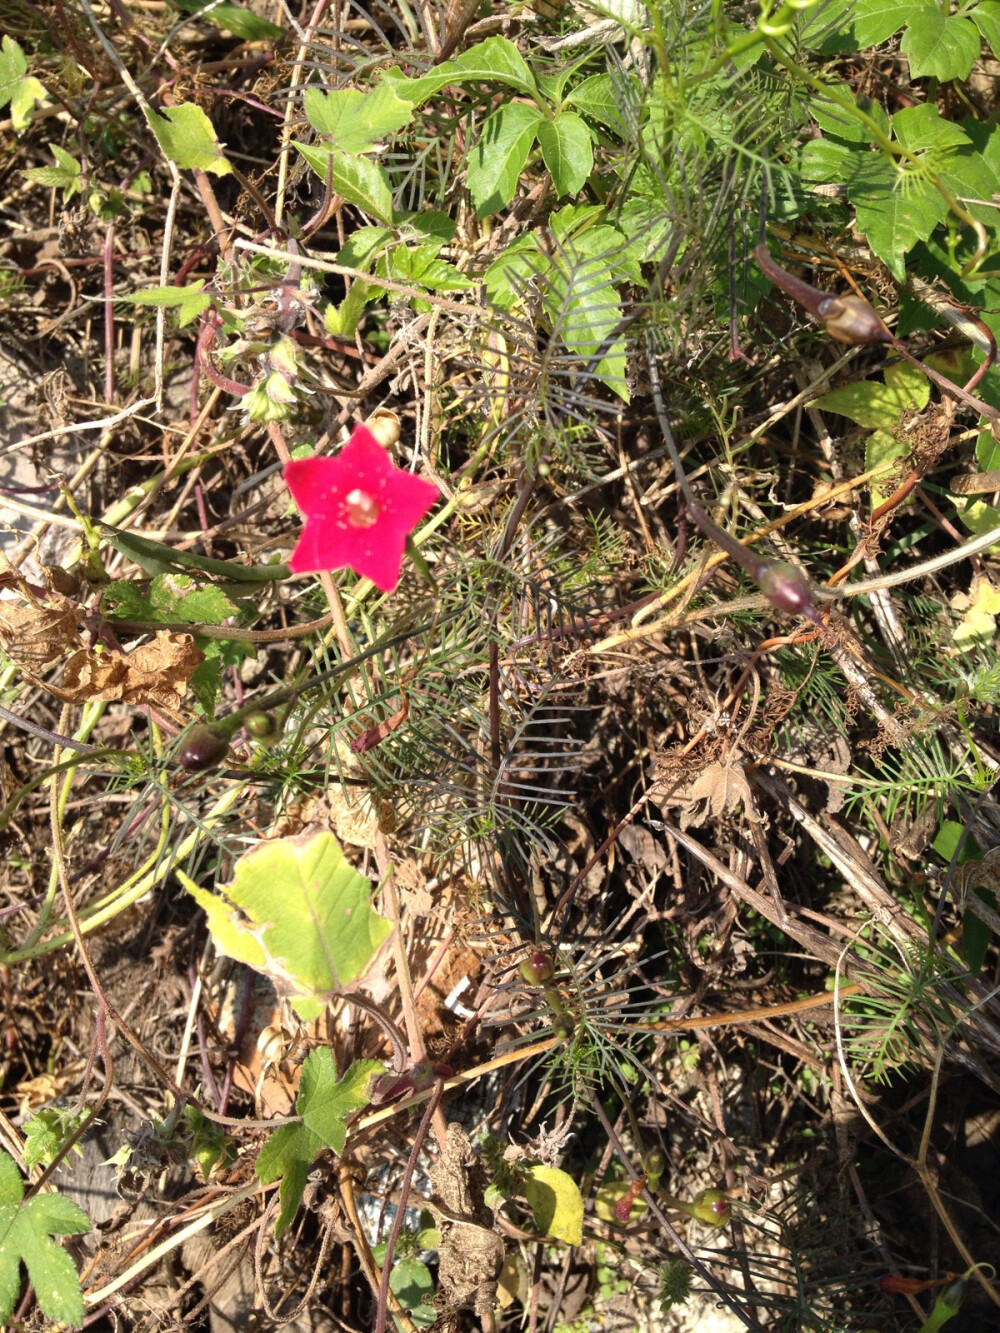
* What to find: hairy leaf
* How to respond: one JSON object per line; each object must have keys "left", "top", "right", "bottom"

{"left": 0, "top": 1151, "right": 89, "bottom": 1328}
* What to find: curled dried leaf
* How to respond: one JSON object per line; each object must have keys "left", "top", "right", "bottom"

{"left": 0, "top": 598, "right": 83, "bottom": 670}
{"left": 61, "top": 631, "right": 204, "bottom": 709}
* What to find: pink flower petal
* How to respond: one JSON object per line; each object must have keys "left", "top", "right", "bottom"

{"left": 283, "top": 425, "right": 438, "bottom": 591}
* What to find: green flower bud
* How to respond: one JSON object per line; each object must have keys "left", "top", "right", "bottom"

{"left": 643, "top": 1149, "right": 666, "bottom": 1189}
{"left": 269, "top": 336, "right": 300, "bottom": 381}
{"left": 244, "top": 711, "right": 281, "bottom": 742}
{"left": 244, "top": 372, "right": 296, "bottom": 423}
{"left": 519, "top": 951, "right": 555, "bottom": 985}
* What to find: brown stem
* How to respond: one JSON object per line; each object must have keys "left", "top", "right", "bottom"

{"left": 373, "top": 1079, "right": 446, "bottom": 1333}
{"left": 103, "top": 223, "right": 116, "bottom": 404}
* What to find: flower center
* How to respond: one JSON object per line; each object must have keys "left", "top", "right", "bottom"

{"left": 344, "top": 488, "right": 380, "bottom": 528}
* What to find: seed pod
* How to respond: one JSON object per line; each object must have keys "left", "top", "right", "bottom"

{"left": 244, "top": 710, "right": 281, "bottom": 742}
{"left": 364, "top": 408, "right": 401, "bottom": 450}
{"left": 689, "top": 1189, "right": 731, "bottom": 1227}
{"left": 178, "top": 724, "right": 230, "bottom": 772}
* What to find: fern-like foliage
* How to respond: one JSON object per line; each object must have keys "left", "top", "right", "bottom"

{"left": 700, "top": 1186, "right": 884, "bottom": 1331}
{"left": 839, "top": 926, "right": 965, "bottom": 1084}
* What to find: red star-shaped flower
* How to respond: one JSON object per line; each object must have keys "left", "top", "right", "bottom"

{"left": 283, "top": 425, "right": 439, "bottom": 592}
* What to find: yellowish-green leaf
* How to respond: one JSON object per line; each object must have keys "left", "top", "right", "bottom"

{"left": 178, "top": 872, "right": 269, "bottom": 970}
{"left": 950, "top": 494, "right": 1000, "bottom": 542}
{"left": 304, "top": 81, "right": 415, "bottom": 153}
{"left": 814, "top": 360, "right": 928, "bottom": 430}
{"left": 864, "top": 429, "right": 907, "bottom": 506}
{"left": 951, "top": 576, "right": 1000, "bottom": 645}
{"left": 145, "top": 103, "right": 233, "bottom": 176}
{"left": 522, "top": 1164, "right": 583, "bottom": 1245}
{"left": 179, "top": 830, "right": 392, "bottom": 1017}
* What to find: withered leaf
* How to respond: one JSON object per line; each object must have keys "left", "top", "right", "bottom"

{"left": 61, "top": 631, "right": 204, "bottom": 709}
{"left": 661, "top": 760, "right": 753, "bottom": 832}
{"left": 426, "top": 1123, "right": 504, "bottom": 1317}
{"left": 0, "top": 597, "right": 83, "bottom": 670}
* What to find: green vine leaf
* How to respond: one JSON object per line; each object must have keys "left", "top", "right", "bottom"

{"left": 256, "top": 1051, "right": 383, "bottom": 1236}
{"left": 303, "top": 82, "right": 415, "bottom": 153}
{"left": 952, "top": 575, "right": 1000, "bottom": 646}
{"left": 972, "top": 1, "right": 1000, "bottom": 57}
{"left": 0, "top": 36, "right": 46, "bottom": 134}
{"left": 299, "top": 1051, "right": 383, "bottom": 1153}
{"left": 813, "top": 360, "right": 930, "bottom": 431}
{"left": 542, "top": 253, "right": 630, "bottom": 401}
{"left": 899, "top": 10, "right": 980, "bottom": 81}
{"left": 390, "top": 1256, "right": 436, "bottom": 1321}
{"left": 170, "top": 0, "right": 284, "bottom": 40}
{"left": 800, "top": 131, "right": 946, "bottom": 281}
{"left": 178, "top": 829, "right": 392, "bottom": 1019}
{"left": 564, "top": 73, "right": 630, "bottom": 136}
{"left": 103, "top": 572, "right": 242, "bottom": 625}
{"left": 849, "top": 0, "right": 923, "bottom": 46}
{"left": 23, "top": 145, "right": 81, "bottom": 200}
{"left": 127, "top": 281, "right": 212, "bottom": 327}
{"left": 145, "top": 103, "right": 233, "bottom": 176}
{"left": 468, "top": 102, "right": 545, "bottom": 218}
{"left": 22, "top": 1109, "right": 88, "bottom": 1173}
{"left": 0, "top": 1150, "right": 90, "bottom": 1329}
{"left": 293, "top": 143, "right": 394, "bottom": 223}
{"left": 537, "top": 112, "right": 593, "bottom": 198}
{"left": 385, "top": 36, "right": 539, "bottom": 105}
{"left": 379, "top": 244, "right": 475, "bottom": 292}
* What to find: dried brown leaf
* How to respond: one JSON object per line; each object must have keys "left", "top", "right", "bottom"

{"left": 427, "top": 1123, "right": 504, "bottom": 1316}
{"left": 661, "top": 759, "right": 753, "bottom": 831}
{"left": 0, "top": 597, "right": 83, "bottom": 669}
{"left": 61, "top": 631, "right": 204, "bottom": 709}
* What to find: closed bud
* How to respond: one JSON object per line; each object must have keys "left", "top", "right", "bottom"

{"left": 268, "top": 336, "right": 299, "bottom": 381}
{"left": 520, "top": 951, "right": 555, "bottom": 985}
{"left": 818, "top": 294, "right": 889, "bottom": 345}
{"left": 758, "top": 560, "right": 815, "bottom": 617}
{"left": 643, "top": 1149, "right": 666, "bottom": 1187}
{"left": 244, "top": 711, "right": 281, "bottom": 742}
{"left": 178, "top": 724, "right": 230, "bottom": 772}
{"left": 933, "top": 1276, "right": 967, "bottom": 1318}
